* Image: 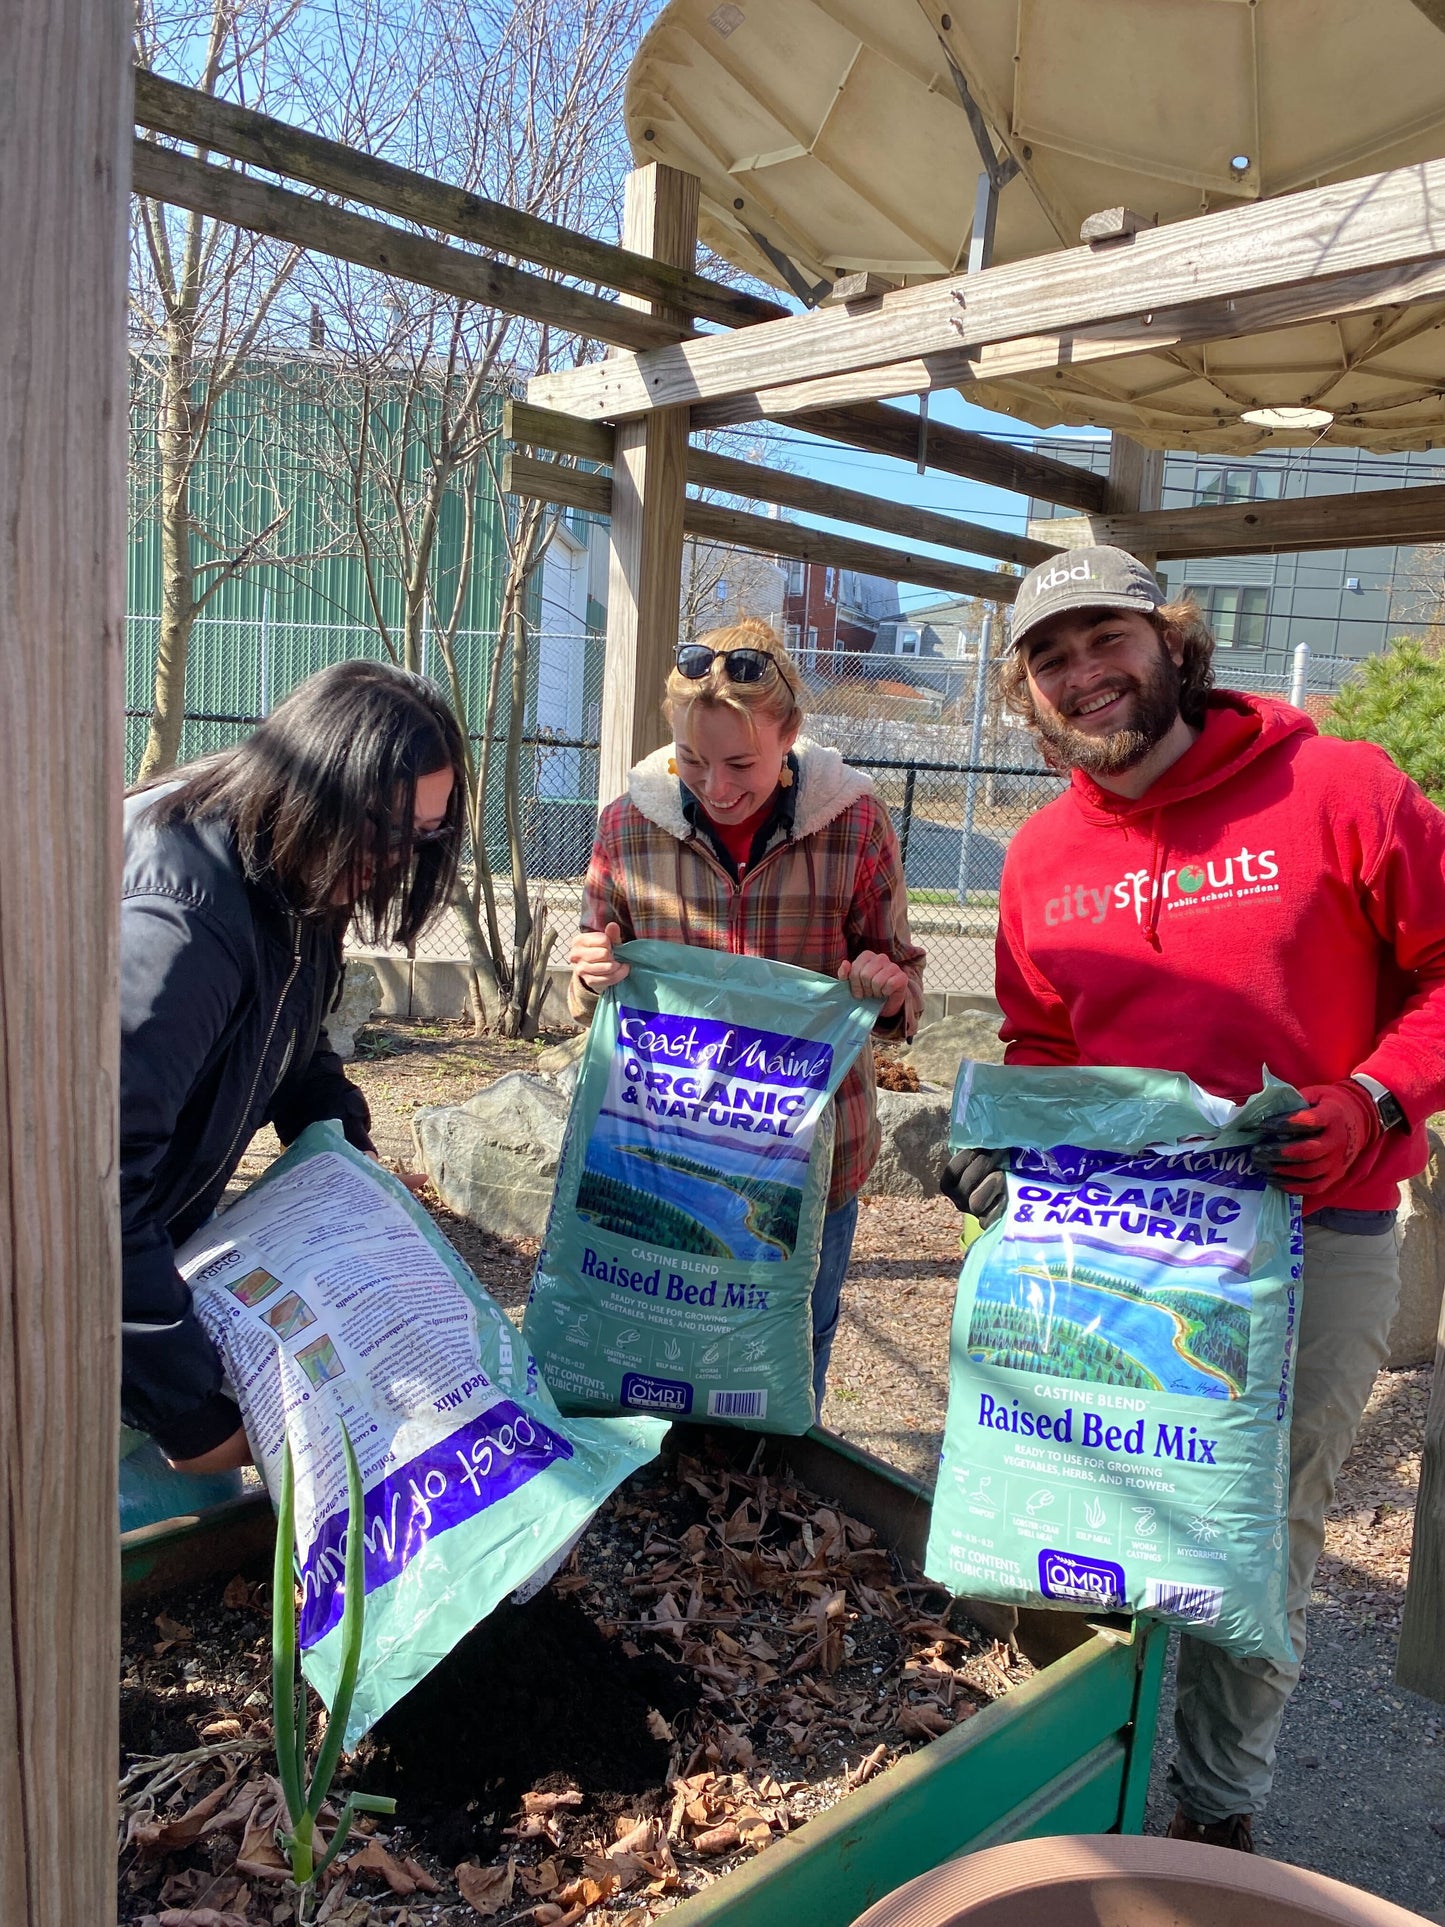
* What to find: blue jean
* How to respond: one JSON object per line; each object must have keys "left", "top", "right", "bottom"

{"left": 811, "top": 1197, "right": 860, "bottom": 1415}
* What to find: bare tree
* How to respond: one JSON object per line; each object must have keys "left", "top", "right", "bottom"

{"left": 129, "top": 0, "right": 428, "bottom": 777}
{"left": 679, "top": 536, "right": 788, "bottom": 643}
{"left": 306, "top": 0, "right": 649, "bottom": 1035}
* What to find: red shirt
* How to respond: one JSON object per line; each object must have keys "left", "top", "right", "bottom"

{"left": 700, "top": 795, "right": 777, "bottom": 877}
{"left": 996, "top": 690, "right": 1445, "bottom": 1211}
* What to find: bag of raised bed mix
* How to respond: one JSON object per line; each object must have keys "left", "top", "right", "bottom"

{"left": 925, "top": 1062, "right": 1306, "bottom": 1663}
{"left": 179, "top": 1121, "right": 666, "bottom": 1745}
{"left": 523, "top": 939, "right": 879, "bottom": 1435}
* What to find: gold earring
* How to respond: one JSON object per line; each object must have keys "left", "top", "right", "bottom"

{"left": 777, "top": 763, "right": 794, "bottom": 789}
{"left": 667, "top": 756, "right": 678, "bottom": 775}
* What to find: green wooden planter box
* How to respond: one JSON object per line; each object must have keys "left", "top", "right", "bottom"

{"left": 121, "top": 1426, "right": 1167, "bottom": 1927}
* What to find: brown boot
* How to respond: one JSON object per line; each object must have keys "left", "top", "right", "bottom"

{"left": 1167, "top": 1805, "right": 1255, "bottom": 1853}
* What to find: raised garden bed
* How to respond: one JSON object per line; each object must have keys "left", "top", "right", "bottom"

{"left": 119, "top": 1430, "right": 1164, "bottom": 1927}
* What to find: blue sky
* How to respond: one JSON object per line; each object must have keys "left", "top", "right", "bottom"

{"left": 734, "top": 391, "right": 1097, "bottom": 613}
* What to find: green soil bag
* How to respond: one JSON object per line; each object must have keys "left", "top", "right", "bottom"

{"left": 179, "top": 1122, "right": 666, "bottom": 1744}
{"left": 523, "top": 939, "right": 878, "bottom": 1434}
{"left": 925, "top": 1062, "right": 1305, "bottom": 1663}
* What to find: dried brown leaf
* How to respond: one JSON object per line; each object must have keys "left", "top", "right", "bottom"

{"left": 520, "top": 1789, "right": 583, "bottom": 1816}
{"left": 129, "top": 1775, "right": 237, "bottom": 1855}
{"left": 693, "top": 1821, "right": 740, "bottom": 1856}
{"left": 345, "top": 1839, "right": 416, "bottom": 1896}
{"left": 897, "top": 1703, "right": 951, "bottom": 1741}
{"left": 401, "top": 1857, "right": 441, "bottom": 1895}
{"left": 518, "top": 1857, "right": 561, "bottom": 1897}
{"left": 157, "top": 1911, "right": 250, "bottom": 1927}
{"left": 454, "top": 1857, "right": 515, "bottom": 1918}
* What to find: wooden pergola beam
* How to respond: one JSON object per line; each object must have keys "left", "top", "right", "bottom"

{"left": 510, "top": 394, "right": 1106, "bottom": 516}
{"left": 1033, "top": 481, "right": 1445, "bottom": 560}
{"left": 687, "top": 254, "right": 1445, "bottom": 428}
{"left": 598, "top": 164, "right": 698, "bottom": 807}
{"left": 505, "top": 400, "right": 1058, "bottom": 569}
{"left": 131, "top": 141, "right": 688, "bottom": 353}
{"left": 3, "top": 0, "right": 127, "bottom": 1918}
{"left": 528, "top": 156, "right": 1445, "bottom": 421}
{"left": 133, "top": 68, "right": 787, "bottom": 331}
{"left": 505, "top": 454, "right": 1020, "bottom": 604}
{"left": 770, "top": 402, "right": 1107, "bottom": 512}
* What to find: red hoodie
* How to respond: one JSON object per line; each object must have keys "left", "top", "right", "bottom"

{"left": 996, "top": 690, "right": 1445, "bottom": 1212}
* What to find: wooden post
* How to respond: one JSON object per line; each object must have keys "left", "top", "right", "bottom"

{"left": 1105, "top": 434, "right": 1166, "bottom": 570}
{"left": 0, "top": 0, "right": 128, "bottom": 1918}
{"left": 598, "top": 164, "right": 698, "bottom": 808}
{"left": 1396, "top": 1290, "right": 1445, "bottom": 1701}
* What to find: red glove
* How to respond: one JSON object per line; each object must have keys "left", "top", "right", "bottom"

{"left": 1252, "top": 1080, "right": 1382, "bottom": 1197}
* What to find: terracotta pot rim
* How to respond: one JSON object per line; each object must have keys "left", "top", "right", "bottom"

{"left": 849, "top": 1833, "right": 1434, "bottom": 1927}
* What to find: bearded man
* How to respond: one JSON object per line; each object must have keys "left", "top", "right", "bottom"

{"left": 941, "top": 545, "right": 1445, "bottom": 1849}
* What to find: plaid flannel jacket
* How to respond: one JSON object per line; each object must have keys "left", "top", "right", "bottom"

{"left": 570, "top": 738, "right": 926, "bottom": 1209}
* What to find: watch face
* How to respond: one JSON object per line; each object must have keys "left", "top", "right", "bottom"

{"left": 1380, "top": 1091, "right": 1408, "bottom": 1132}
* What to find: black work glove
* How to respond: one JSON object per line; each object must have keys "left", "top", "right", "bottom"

{"left": 939, "top": 1147, "right": 1009, "bottom": 1226}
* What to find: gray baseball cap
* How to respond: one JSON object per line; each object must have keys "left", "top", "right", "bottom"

{"left": 1008, "top": 545, "right": 1165, "bottom": 650}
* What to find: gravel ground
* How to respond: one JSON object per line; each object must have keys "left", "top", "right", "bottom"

{"left": 283, "top": 1020, "right": 1445, "bottom": 1912}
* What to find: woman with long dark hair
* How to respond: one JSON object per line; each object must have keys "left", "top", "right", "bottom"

{"left": 121, "top": 660, "right": 465, "bottom": 1472}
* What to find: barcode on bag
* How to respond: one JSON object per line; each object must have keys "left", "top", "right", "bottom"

{"left": 1145, "top": 1579, "right": 1225, "bottom": 1626}
{"left": 707, "top": 1389, "right": 767, "bottom": 1419}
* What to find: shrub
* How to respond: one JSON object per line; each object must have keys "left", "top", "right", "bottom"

{"left": 1323, "top": 637, "right": 1445, "bottom": 806}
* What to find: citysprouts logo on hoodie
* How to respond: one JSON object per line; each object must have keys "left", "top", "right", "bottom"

{"left": 1041, "top": 846, "right": 1281, "bottom": 928}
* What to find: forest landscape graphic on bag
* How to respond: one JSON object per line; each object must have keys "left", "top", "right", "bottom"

{"left": 965, "top": 1146, "right": 1256, "bottom": 1401}
{"left": 575, "top": 1005, "right": 831, "bottom": 1261}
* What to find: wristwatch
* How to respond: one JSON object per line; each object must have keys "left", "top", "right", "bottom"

{"left": 1351, "top": 1072, "right": 1408, "bottom": 1133}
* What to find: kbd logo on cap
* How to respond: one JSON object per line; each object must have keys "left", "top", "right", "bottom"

{"left": 1031, "top": 561, "right": 1098, "bottom": 596}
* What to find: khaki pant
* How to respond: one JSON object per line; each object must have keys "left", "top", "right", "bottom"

{"left": 1166, "top": 1222, "right": 1401, "bottom": 1821}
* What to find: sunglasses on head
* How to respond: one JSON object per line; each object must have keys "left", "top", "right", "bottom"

{"left": 675, "top": 644, "right": 788, "bottom": 687}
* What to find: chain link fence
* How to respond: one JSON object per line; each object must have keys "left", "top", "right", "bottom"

{"left": 126, "top": 616, "right": 1365, "bottom": 997}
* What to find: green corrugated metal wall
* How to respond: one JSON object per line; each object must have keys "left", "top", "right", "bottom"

{"left": 126, "top": 354, "right": 514, "bottom": 767}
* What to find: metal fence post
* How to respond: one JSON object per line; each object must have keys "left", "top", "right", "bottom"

{"left": 258, "top": 592, "right": 270, "bottom": 717}
{"left": 1290, "top": 640, "right": 1310, "bottom": 709}
{"left": 956, "top": 608, "right": 994, "bottom": 903}
{"left": 899, "top": 765, "right": 917, "bottom": 869}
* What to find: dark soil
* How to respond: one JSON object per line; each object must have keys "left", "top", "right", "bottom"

{"left": 358, "top": 1592, "right": 696, "bottom": 1866}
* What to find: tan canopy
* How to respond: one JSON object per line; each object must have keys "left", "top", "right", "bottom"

{"left": 626, "top": 0, "right": 1445, "bottom": 449}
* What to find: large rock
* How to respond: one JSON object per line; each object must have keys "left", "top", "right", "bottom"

{"left": 328, "top": 959, "right": 382, "bottom": 1061}
{"left": 534, "top": 1028, "right": 588, "bottom": 1098}
{"left": 1389, "top": 1127, "right": 1445, "bottom": 1368}
{"left": 901, "top": 1012, "right": 1006, "bottom": 1093}
{"left": 412, "top": 1073, "right": 571, "bottom": 1241}
{"left": 866, "top": 1090, "right": 952, "bottom": 1198}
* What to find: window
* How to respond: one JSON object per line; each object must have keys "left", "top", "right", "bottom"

{"left": 784, "top": 623, "right": 801, "bottom": 650}
{"left": 824, "top": 567, "right": 836, "bottom": 599}
{"left": 806, "top": 625, "right": 819, "bottom": 661}
{"left": 896, "top": 627, "right": 921, "bottom": 656}
{"left": 787, "top": 560, "right": 805, "bottom": 594}
{"left": 1196, "top": 467, "right": 1282, "bottom": 507}
{"left": 1184, "top": 583, "right": 1270, "bottom": 648}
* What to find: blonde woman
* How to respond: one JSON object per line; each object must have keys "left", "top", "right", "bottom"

{"left": 569, "top": 619, "right": 926, "bottom": 1410}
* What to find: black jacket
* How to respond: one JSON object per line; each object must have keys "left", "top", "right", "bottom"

{"left": 120, "top": 792, "right": 373, "bottom": 1459}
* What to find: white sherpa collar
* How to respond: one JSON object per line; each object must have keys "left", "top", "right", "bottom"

{"left": 627, "top": 735, "right": 872, "bottom": 844}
